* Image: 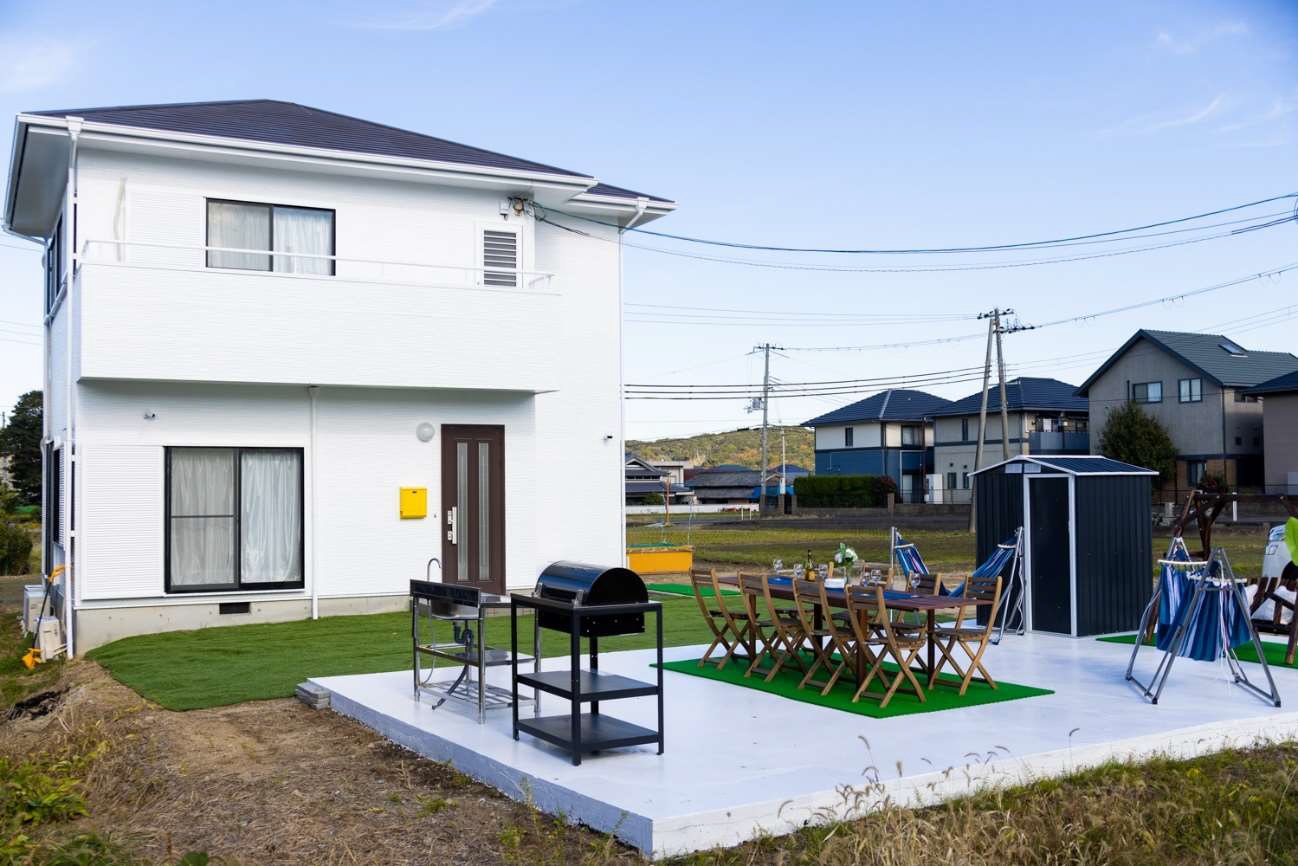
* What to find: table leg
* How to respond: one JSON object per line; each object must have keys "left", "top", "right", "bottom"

{"left": 926, "top": 609, "right": 936, "bottom": 678}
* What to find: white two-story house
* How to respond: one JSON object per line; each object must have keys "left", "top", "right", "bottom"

{"left": 3, "top": 99, "right": 675, "bottom": 653}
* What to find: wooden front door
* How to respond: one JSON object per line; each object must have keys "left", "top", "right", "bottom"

{"left": 440, "top": 425, "right": 505, "bottom": 594}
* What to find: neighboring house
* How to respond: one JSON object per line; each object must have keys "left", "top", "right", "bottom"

{"left": 803, "top": 389, "right": 952, "bottom": 503}
{"left": 1076, "top": 330, "right": 1297, "bottom": 493}
{"left": 1242, "top": 372, "right": 1297, "bottom": 495}
{"left": 5, "top": 99, "right": 675, "bottom": 653}
{"left": 685, "top": 463, "right": 809, "bottom": 504}
{"left": 649, "top": 459, "right": 691, "bottom": 487}
{"left": 929, "top": 377, "right": 1088, "bottom": 503}
{"left": 624, "top": 454, "right": 692, "bottom": 505}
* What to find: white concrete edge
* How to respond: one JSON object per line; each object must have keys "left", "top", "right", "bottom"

{"left": 314, "top": 682, "right": 655, "bottom": 853}
{"left": 650, "top": 712, "right": 1297, "bottom": 858}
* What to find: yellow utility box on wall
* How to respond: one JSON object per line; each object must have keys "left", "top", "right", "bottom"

{"left": 400, "top": 487, "right": 428, "bottom": 519}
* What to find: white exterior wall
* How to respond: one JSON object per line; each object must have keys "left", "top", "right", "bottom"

{"left": 814, "top": 422, "right": 881, "bottom": 450}
{"left": 46, "top": 140, "right": 630, "bottom": 647}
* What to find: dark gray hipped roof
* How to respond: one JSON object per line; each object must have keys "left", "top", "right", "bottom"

{"left": 803, "top": 389, "right": 953, "bottom": 426}
{"left": 928, "top": 377, "right": 1086, "bottom": 417}
{"left": 1076, "top": 329, "right": 1297, "bottom": 395}
{"left": 1243, "top": 371, "right": 1297, "bottom": 396}
{"left": 28, "top": 99, "right": 672, "bottom": 202}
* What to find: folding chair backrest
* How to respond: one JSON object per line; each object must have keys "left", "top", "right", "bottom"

{"left": 845, "top": 585, "right": 887, "bottom": 643}
{"left": 738, "top": 572, "right": 769, "bottom": 622}
{"left": 792, "top": 577, "right": 824, "bottom": 634}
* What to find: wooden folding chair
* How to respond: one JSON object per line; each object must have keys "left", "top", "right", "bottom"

{"left": 736, "top": 573, "right": 779, "bottom": 678}
{"left": 1249, "top": 573, "right": 1297, "bottom": 667}
{"left": 791, "top": 579, "right": 838, "bottom": 691}
{"left": 844, "top": 585, "right": 927, "bottom": 708}
{"left": 810, "top": 579, "right": 861, "bottom": 696}
{"left": 929, "top": 573, "right": 1003, "bottom": 694}
{"left": 739, "top": 573, "right": 806, "bottom": 681}
{"left": 689, "top": 569, "right": 747, "bottom": 669}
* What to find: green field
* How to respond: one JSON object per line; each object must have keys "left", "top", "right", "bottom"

{"left": 629, "top": 522, "right": 1272, "bottom": 578}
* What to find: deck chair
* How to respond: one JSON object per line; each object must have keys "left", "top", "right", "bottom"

{"left": 738, "top": 573, "right": 806, "bottom": 682}
{"left": 1248, "top": 574, "right": 1297, "bottom": 667}
{"left": 844, "top": 585, "right": 927, "bottom": 707}
{"left": 929, "top": 573, "right": 1003, "bottom": 694}
{"left": 791, "top": 579, "right": 839, "bottom": 691}
{"left": 689, "top": 569, "right": 748, "bottom": 669}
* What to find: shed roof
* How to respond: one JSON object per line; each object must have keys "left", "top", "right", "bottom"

{"left": 803, "top": 389, "right": 953, "bottom": 426}
{"left": 1242, "top": 371, "right": 1297, "bottom": 396}
{"left": 1076, "top": 329, "right": 1297, "bottom": 395}
{"left": 970, "top": 455, "right": 1158, "bottom": 477}
{"left": 929, "top": 377, "right": 1086, "bottom": 417}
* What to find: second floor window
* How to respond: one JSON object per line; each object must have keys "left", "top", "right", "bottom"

{"left": 1131, "top": 381, "right": 1162, "bottom": 404}
{"left": 961, "top": 418, "right": 969, "bottom": 441}
{"left": 844, "top": 427, "right": 854, "bottom": 447}
{"left": 1178, "top": 378, "right": 1202, "bottom": 403}
{"left": 901, "top": 425, "right": 923, "bottom": 447}
{"left": 207, "top": 199, "right": 335, "bottom": 275}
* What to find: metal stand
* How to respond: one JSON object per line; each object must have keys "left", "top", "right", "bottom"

{"left": 989, "top": 527, "right": 1025, "bottom": 645}
{"left": 1127, "top": 546, "right": 1281, "bottom": 707}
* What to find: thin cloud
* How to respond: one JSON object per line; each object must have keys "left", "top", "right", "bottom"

{"left": 1101, "top": 94, "right": 1227, "bottom": 137}
{"left": 355, "top": 0, "right": 498, "bottom": 31}
{"left": 0, "top": 36, "right": 81, "bottom": 94}
{"left": 1155, "top": 20, "right": 1247, "bottom": 55}
{"left": 1218, "top": 98, "right": 1297, "bottom": 134}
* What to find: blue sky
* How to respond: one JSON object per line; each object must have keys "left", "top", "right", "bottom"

{"left": 0, "top": 1, "right": 1294, "bottom": 438}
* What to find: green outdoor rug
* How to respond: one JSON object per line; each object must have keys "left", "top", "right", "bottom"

{"left": 1098, "top": 634, "right": 1296, "bottom": 669}
{"left": 646, "top": 582, "right": 740, "bottom": 598}
{"left": 656, "top": 654, "right": 1052, "bottom": 719}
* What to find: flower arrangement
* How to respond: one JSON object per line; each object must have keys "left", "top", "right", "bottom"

{"left": 833, "top": 543, "right": 858, "bottom": 567}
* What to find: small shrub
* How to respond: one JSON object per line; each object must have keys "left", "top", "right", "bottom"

{"left": 0, "top": 520, "right": 33, "bottom": 574}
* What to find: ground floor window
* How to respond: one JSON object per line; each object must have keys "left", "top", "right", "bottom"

{"left": 165, "top": 447, "right": 304, "bottom": 593}
{"left": 1186, "top": 459, "right": 1206, "bottom": 488}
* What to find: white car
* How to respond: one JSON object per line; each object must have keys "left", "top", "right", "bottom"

{"left": 1252, "top": 524, "right": 1296, "bottom": 625}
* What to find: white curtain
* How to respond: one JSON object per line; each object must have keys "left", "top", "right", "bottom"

{"left": 240, "top": 450, "right": 303, "bottom": 583}
{"left": 170, "top": 449, "right": 236, "bottom": 587}
{"left": 207, "top": 202, "right": 271, "bottom": 271}
{"left": 273, "top": 206, "right": 333, "bottom": 275}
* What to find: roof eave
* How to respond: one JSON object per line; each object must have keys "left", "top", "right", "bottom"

{"left": 17, "top": 112, "right": 603, "bottom": 193}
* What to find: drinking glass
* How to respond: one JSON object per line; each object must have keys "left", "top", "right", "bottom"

{"left": 816, "top": 563, "right": 828, "bottom": 580}
{"left": 772, "top": 559, "right": 783, "bottom": 575}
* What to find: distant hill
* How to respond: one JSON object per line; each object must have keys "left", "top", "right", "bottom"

{"left": 627, "top": 426, "right": 814, "bottom": 470}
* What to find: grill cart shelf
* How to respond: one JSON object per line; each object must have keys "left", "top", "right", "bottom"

{"left": 411, "top": 578, "right": 534, "bottom": 724}
{"left": 509, "top": 562, "right": 664, "bottom": 766}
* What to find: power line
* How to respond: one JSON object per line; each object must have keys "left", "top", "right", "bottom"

{"left": 542, "top": 193, "right": 1297, "bottom": 255}
{"left": 542, "top": 210, "right": 1295, "bottom": 274}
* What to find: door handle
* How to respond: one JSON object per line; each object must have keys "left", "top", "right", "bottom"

{"left": 446, "top": 507, "right": 457, "bottom": 544}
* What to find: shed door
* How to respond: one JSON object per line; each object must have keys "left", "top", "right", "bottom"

{"left": 1029, "top": 477, "right": 1071, "bottom": 634}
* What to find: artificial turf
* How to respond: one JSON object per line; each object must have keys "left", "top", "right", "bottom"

{"left": 646, "top": 582, "right": 740, "bottom": 598}
{"left": 87, "top": 597, "right": 717, "bottom": 711}
{"left": 657, "top": 654, "right": 1052, "bottom": 718}
{"left": 1097, "top": 633, "right": 1296, "bottom": 668}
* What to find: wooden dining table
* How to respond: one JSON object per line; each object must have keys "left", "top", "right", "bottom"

{"left": 716, "top": 573, "right": 994, "bottom": 685}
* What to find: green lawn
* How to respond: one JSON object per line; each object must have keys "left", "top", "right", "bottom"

{"left": 87, "top": 597, "right": 718, "bottom": 711}
{"left": 630, "top": 523, "right": 1271, "bottom": 577}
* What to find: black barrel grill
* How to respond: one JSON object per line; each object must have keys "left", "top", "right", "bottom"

{"left": 533, "top": 561, "right": 649, "bottom": 637}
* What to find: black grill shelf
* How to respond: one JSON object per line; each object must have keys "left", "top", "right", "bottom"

{"left": 510, "top": 592, "right": 665, "bottom": 766}
{"left": 516, "top": 670, "right": 658, "bottom": 702}
{"left": 516, "top": 713, "right": 659, "bottom": 753}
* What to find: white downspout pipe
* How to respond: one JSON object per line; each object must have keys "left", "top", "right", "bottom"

{"left": 616, "top": 198, "right": 647, "bottom": 564}
{"left": 308, "top": 385, "right": 320, "bottom": 619}
{"left": 63, "top": 117, "right": 82, "bottom": 658}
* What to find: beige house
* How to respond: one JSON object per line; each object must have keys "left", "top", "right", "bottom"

{"left": 1077, "top": 329, "right": 1297, "bottom": 494}
{"left": 1243, "top": 372, "right": 1297, "bottom": 495}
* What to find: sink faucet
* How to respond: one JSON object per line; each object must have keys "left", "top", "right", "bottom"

{"left": 426, "top": 557, "right": 442, "bottom": 581}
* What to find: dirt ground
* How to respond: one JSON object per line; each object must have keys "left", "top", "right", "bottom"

{"left": 0, "top": 660, "right": 638, "bottom": 866}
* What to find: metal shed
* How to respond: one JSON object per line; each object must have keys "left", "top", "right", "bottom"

{"left": 972, "top": 455, "right": 1157, "bottom": 637}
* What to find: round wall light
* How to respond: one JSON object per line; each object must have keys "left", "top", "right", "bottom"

{"left": 416, "top": 422, "right": 436, "bottom": 443}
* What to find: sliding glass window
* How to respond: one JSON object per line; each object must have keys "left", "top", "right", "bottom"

{"left": 206, "top": 199, "right": 335, "bottom": 275}
{"left": 166, "top": 447, "right": 304, "bottom": 593}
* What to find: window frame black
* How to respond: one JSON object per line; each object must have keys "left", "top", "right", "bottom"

{"left": 900, "top": 424, "right": 924, "bottom": 447}
{"left": 1177, "top": 377, "right": 1202, "bottom": 403}
{"left": 204, "top": 198, "right": 336, "bottom": 276}
{"left": 844, "top": 426, "right": 854, "bottom": 448}
{"left": 1131, "top": 381, "right": 1163, "bottom": 404}
{"left": 1186, "top": 459, "right": 1206, "bottom": 487}
{"left": 163, "top": 446, "right": 306, "bottom": 594}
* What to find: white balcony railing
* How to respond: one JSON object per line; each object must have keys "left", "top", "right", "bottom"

{"left": 80, "top": 239, "right": 556, "bottom": 294}
{"left": 74, "top": 239, "right": 563, "bottom": 392}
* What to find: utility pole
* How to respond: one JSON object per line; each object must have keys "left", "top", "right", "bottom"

{"left": 752, "top": 343, "right": 784, "bottom": 517}
{"left": 968, "top": 307, "right": 1018, "bottom": 532}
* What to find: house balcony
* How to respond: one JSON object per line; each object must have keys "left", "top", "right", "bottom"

{"left": 71, "top": 241, "right": 561, "bottom": 392}
{"left": 1028, "top": 431, "right": 1090, "bottom": 454}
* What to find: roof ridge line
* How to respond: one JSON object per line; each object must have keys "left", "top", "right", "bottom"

{"left": 877, "top": 389, "right": 893, "bottom": 419}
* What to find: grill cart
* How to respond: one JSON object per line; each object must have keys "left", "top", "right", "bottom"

{"left": 411, "top": 574, "right": 534, "bottom": 724}
{"left": 511, "top": 562, "right": 664, "bottom": 766}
